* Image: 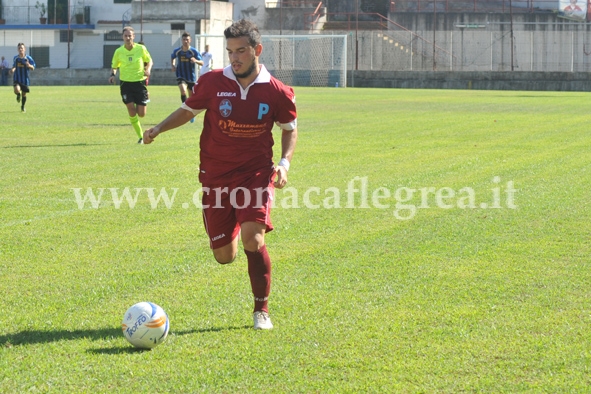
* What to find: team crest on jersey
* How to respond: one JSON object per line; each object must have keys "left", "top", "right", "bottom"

{"left": 219, "top": 99, "right": 232, "bottom": 118}
{"left": 128, "top": 56, "right": 133, "bottom": 62}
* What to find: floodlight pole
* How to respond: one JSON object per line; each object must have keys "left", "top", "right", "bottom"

{"left": 280, "top": 0, "right": 283, "bottom": 35}
{"left": 140, "top": 0, "right": 144, "bottom": 42}
{"left": 355, "top": 0, "right": 359, "bottom": 71}
{"left": 279, "top": 0, "right": 283, "bottom": 70}
{"left": 433, "top": 0, "right": 436, "bottom": 71}
{"left": 67, "top": 0, "right": 71, "bottom": 68}
{"left": 509, "top": 0, "right": 514, "bottom": 71}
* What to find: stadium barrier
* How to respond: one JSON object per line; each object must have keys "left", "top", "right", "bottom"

{"left": 24, "top": 68, "right": 591, "bottom": 91}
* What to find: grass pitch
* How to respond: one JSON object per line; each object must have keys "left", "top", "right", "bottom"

{"left": 0, "top": 85, "right": 590, "bottom": 392}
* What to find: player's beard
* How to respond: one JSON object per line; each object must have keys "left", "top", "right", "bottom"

{"left": 233, "top": 56, "right": 257, "bottom": 79}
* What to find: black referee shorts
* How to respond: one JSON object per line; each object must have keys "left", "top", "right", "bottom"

{"left": 120, "top": 80, "right": 149, "bottom": 106}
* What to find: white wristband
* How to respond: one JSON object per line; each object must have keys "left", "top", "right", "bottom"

{"left": 278, "top": 158, "right": 290, "bottom": 172}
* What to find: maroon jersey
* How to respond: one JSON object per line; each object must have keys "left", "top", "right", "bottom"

{"left": 183, "top": 65, "right": 297, "bottom": 184}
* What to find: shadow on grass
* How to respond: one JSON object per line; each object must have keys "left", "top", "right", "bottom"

{"left": 87, "top": 346, "right": 154, "bottom": 355}
{"left": 174, "top": 325, "right": 251, "bottom": 336}
{"left": 86, "top": 325, "right": 252, "bottom": 355}
{"left": 1, "top": 327, "right": 120, "bottom": 347}
{"left": 3, "top": 143, "right": 107, "bottom": 148}
{"left": 1, "top": 325, "right": 250, "bottom": 351}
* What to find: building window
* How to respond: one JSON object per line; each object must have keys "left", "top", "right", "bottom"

{"left": 114, "top": 0, "right": 132, "bottom": 3}
{"left": 60, "top": 30, "right": 73, "bottom": 43}
{"left": 29, "top": 47, "right": 50, "bottom": 68}
{"left": 105, "top": 30, "right": 121, "bottom": 41}
{"left": 104, "top": 45, "right": 119, "bottom": 68}
{"left": 171, "top": 23, "right": 185, "bottom": 31}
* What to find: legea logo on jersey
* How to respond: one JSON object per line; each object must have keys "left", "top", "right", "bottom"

{"left": 219, "top": 99, "right": 232, "bottom": 117}
{"left": 128, "top": 56, "right": 133, "bottom": 62}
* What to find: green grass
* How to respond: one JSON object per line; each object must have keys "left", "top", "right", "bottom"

{"left": 1, "top": 85, "right": 590, "bottom": 392}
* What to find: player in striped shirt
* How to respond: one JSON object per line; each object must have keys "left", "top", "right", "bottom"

{"left": 11, "top": 43, "right": 36, "bottom": 113}
{"left": 171, "top": 32, "right": 203, "bottom": 105}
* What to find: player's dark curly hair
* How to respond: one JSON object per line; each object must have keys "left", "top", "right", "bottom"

{"left": 224, "top": 19, "right": 261, "bottom": 48}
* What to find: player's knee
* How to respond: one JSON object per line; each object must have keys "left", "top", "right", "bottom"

{"left": 213, "top": 248, "right": 236, "bottom": 265}
{"left": 241, "top": 231, "right": 265, "bottom": 252}
{"left": 214, "top": 254, "right": 236, "bottom": 265}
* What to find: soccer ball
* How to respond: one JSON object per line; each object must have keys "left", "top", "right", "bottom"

{"left": 121, "top": 302, "right": 169, "bottom": 349}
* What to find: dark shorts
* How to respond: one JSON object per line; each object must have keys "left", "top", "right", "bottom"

{"left": 14, "top": 82, "right": 30, "bottom": 93}
{"left": 120, "top": 81, "right": 149, "bottom": 106}
{"left": 176, "top": 78, "right": 195, "bottom": 91}
{"left": 201, "top": 167, "right": 276, "bottom": 249}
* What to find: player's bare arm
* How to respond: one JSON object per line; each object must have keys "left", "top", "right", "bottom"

{"left": 275, "top": 127, "right": 298, "bottom": 189}
{"left": 108, "top": 68, "right": 117, "bottom": 84}
{"left": 144, "top": 59, "right": 153, "bottom": 77}
{"left": 143, "top": 108, "right": 196, "bottom": 144}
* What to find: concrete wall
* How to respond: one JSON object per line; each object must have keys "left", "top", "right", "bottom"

{"left": 387, "top": 10, "right": 570, "bottom": 31}
{"left": 347, "top": 70, "right": 591, "bottom": 91}
{"left": 131, "top": 0, "right": 233, "bottom": 28}
{"left": 28, "top": 68, "right": 177, "bottom": 86}
{"left": 25, "top": 68, "right": 591, "bottom": 92}
{"left": 331, "top": 12, "right": 591, "bottom": 72}
{"left": 231, "top": 0, "right": 320, "bottom": 31}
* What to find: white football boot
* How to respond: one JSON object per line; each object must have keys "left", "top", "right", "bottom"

{"left": 253, "top": 311, "right": 273, "bottom": 330}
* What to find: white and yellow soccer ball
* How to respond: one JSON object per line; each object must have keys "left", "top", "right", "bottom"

{"left": 121, "top": 302, "right": 169, "bottom": 349}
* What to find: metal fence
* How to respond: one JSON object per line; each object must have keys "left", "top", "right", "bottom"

{"left": 1, "top": 5, "right": 91, "bottom": 25}
{"left": 3, "top": 0, "right": 591, "bottom": 74}
{"left": 3, "top": 26, "right": 591, "bottom": 74}
{"left": 0, "top": 30, "right": 190, "bottom": 70}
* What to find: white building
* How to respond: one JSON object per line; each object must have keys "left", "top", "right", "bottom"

{"left": 0, "top": 0, "right": 298, "bottom": 69}
{"left": 0, "top": 0, "right": 321, "bottom": 69}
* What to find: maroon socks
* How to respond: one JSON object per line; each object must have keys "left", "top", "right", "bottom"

{"left": 245, "top": 245, "right": 272, "bottom": 313}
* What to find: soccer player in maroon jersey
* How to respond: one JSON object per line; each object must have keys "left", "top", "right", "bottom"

{"left": 143, "top": 19, "right": 298, "bottom": 330}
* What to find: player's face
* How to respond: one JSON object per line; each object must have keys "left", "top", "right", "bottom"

{"left": 18, "top": 45, "right": 26, "bottom": 57}
{"left": 182, "top": 36, "right": 191, "bottom": 48}
{"left": 226, "top": 37, "right": 261, "bottom": 79}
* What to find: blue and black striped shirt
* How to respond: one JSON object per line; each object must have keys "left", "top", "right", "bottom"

{"left": 12, "top": 55, "right": 35, "bottom": 86}
{"left": 171, "top": 46, "right": 201, "bottom": 83}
